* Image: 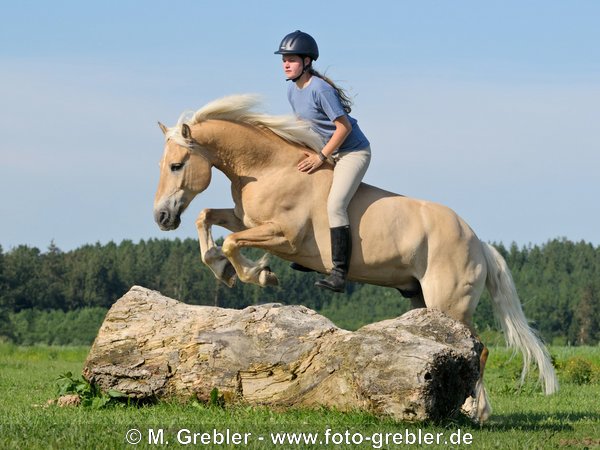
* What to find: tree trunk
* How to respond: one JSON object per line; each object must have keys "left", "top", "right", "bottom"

{"left": 83, "top": 286, "right": 482, "bottom": 422}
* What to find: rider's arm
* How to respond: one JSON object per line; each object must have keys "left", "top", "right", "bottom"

{"left": 298, "top": 115, "right": 351, "bottom": 173}
{"left": 321, "top": 115, "right": 351, "bottom": 159}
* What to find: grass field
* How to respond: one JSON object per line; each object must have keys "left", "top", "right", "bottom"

{"left": 1, "top": 343, "right": 599, "bottom": 449}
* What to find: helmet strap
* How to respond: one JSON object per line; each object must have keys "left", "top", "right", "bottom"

{"left": 287, "top": 57, "right": 311, "bottom": 82}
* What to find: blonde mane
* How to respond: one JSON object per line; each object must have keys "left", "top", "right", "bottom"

{"left": 166, "top": 94, "right": 323, "bottom": 152}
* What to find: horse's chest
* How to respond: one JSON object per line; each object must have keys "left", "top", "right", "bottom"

{"left": 237, "top": 180, "right": 290, "bottom": 227}
{"left": 235, "top": 199, "right": 264, "bottom": 229}
{"left": 242, "top": 215, "right": 261, "bottom": 228}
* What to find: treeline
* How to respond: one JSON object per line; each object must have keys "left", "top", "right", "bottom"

{"left": 0, "top": 238, "right": 598, "bottom": 346}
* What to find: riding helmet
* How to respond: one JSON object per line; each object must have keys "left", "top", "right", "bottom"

{"left": 274, "top": 30, "right": 319, "bottom": 61}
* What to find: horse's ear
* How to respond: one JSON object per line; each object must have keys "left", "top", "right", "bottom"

{"left": 158, "top": 121, "right": 168, "bottom": 135}
{"left": 181, "top": 123, "right": 192, "bottom": 140}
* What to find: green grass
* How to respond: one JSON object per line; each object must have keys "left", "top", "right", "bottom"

{"left": 1, "top": 343, "right": 599, "bottom": 449}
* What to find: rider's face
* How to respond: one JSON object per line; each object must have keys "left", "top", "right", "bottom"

{"left": 282, "top": 55, "right": 306, "bottom": 79}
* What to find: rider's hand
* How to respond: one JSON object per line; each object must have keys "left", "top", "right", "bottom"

{"left": 297, "top": 152, "right": 324, "bottom": 174}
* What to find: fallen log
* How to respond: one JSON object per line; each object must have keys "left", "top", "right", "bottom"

{"left": 83, "top": 286, "right": 482, "bottom": 422}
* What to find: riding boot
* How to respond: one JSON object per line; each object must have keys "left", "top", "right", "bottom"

{"left": 315, "top": 225, "right": 351, "bottom": 293}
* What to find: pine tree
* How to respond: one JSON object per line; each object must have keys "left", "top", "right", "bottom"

{"left": 571, "top": 285, "right": 599, "bottom": 345}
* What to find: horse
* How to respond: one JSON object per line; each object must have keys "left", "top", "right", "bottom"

{"left": 153, "top": 94, "right": 558, "bottom": 422}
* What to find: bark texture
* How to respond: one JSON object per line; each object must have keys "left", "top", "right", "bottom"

{"left": 83, "top": 286, "right": 482, "bottom": 421}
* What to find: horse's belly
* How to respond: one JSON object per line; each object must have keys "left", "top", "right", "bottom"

{"left": 347, "top": 261, "right": 418, "bottom": 289}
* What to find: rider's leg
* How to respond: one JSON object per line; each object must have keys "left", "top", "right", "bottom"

{"left": 315, "top": 147, "right": 370, "bottom": 293}
{"left": 315, "top": 225, "right": 352, "bottom": 292}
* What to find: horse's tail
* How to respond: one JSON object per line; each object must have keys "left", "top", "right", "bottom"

{"left": 481, "top": 242, "right": 559, "bottom": 395}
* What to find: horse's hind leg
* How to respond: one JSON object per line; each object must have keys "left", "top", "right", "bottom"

{"left": 461, "top": 342, "right": 491, "bottom": 422}
{"left": 420, "top": 260, "right": 490, "bottom": 421}
{"left": 474, "top": 345, "right": 491, "bottom": 418}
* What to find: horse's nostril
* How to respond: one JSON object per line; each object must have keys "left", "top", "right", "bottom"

{"left": 159, "top": 211, "right": 169, "bottom": 225}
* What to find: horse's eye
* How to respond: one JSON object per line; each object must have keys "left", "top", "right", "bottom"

{"left": 170, "top": 163, "right": 184, "bottom": 172}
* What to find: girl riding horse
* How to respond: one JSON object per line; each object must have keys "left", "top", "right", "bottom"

{"left": 275, "top": 30, "right": 371, "bottom": 293}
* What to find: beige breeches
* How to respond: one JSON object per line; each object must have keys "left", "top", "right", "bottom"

{"left": 328, "top": 147, "right": 371, "bottom": 227}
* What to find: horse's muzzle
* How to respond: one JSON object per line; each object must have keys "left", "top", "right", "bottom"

{"left": 154, "top": 208, "right": 181, "bottom": 231}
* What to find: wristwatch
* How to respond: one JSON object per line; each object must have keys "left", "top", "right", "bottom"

{"left": 317, "top": 151, "right": 327, "bottom": 162}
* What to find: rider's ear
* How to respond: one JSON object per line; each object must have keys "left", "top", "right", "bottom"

{"left": 158, "top": 121, "right": 168, "bottom": 135}
{"left": 181, "top": 123, "right": 192, "bottom": 140}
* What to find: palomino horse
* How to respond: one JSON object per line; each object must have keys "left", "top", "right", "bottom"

{"left": 153, "top": 94, "right": 558, "bottom": 422}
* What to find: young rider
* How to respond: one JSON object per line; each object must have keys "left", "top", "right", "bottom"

{"left": 275, "top": 30, "right": 371, "bottom": 293}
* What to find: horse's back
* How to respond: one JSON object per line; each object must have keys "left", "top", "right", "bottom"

{"left": 348, "top": 182, "right": 484, "bottom": 286}
{"left": 350, "top": 182, "right": 479, "bottom": 251}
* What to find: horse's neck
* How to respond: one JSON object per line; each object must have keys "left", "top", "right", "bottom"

{"left": 191, "top": 120, "right": 279, "bottom": 179}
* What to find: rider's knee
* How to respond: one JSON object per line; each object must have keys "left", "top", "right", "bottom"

{"left": 327, "top": 199, "right": 348, "bottom": 226}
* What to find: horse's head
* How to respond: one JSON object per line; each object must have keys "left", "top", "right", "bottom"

{"left": 153, "top": 122, "right": 212, "bottom": 231}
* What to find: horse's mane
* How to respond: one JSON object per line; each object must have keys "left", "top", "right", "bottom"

{"left": 166, "top": 94, "right": 323, "bottom": 152}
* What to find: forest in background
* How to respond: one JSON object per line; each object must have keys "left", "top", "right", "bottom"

{"left": 0, "top": 238, "right": 598, "bottom": 346}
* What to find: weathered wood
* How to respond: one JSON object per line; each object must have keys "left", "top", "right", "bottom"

{"left": 83, "top": 286, "right": 482, "bottom": 421}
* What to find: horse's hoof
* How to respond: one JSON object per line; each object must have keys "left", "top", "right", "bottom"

{"left": 219, "top": 272, "right": 237, "bottom": 288}
{"left": 222, "top": 262, "right": 237, "bottom": 285}
{"left": 259, "top": 269, "right": 279, "bottom": 287}
{"left": 216, "top": 263, "right": 237, "bottom": 287}
{"left": 460, "top": 396, "right": 490, "bottom": 424}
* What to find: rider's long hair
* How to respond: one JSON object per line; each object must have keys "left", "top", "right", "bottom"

{"left": 308, "top": 67, "right": 353, "bottom": 114}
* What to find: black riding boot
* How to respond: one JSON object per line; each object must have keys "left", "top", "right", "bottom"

{"left": 315, "top": 226, "right": 351, "bottom": 293}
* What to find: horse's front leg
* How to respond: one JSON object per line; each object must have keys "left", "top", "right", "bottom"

{"left": 195, "top": 208, "right": 246, "bottom": 287}
{"left": 222, "top": 223, "right": 292, "bottom": 287}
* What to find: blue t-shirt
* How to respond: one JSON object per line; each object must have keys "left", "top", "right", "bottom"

{"left": 287, "top": 76, "right": 370, "bottom": 152}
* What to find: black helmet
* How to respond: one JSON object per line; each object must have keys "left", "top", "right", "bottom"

{"left": 274, "top": 30, "right": 319, "bottom": 61}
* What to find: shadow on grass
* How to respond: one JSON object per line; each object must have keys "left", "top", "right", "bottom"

{"left": 479, "top": 411, "right": 600, "bottom": 432}
{"left": 417, "top": 409, "right": 599, "bottom": 433}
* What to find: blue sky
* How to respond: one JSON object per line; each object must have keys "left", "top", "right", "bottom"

{"left": 1, "top": 1, "right": 599, "bottom": 251}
